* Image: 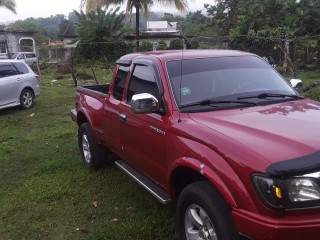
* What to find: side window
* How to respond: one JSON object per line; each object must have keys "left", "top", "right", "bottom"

{"left": 13, "top": 62, "right": 29, "bottom": 74}
{"left": 126, "top": 65, "right": 160, "bottom": 103}
{"left": 25, "top": 53, "right": 36, "bottom": 58}
{"left": 17, "top": 54, "right": 25, "bottom": 60}
{"left": 113, "top": 65, "right": 129, "bottom": 100}
{"left": 0, "top": 64, "right": 19, "bottom": 77}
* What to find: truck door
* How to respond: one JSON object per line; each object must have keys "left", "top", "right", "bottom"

{"left": 117, "top": 62, "right": 169, "bottom": 187}
{"left": 103, "top": 65, "right": 130, "bottom": 152}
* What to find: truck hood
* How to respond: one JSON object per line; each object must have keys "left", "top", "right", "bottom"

{"left": 188, "top": 99, "right": 320, "bottom": 164}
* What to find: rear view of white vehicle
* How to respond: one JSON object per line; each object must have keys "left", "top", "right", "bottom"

{"left": 0, "top": 60, "right": 40, "bottom": 110}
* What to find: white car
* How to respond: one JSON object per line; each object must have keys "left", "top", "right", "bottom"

{"left": 0, "top": 60, "right": 40, "bottom": 110}
{"left": 10, "top": 52, "right": 38, "bottom": 66}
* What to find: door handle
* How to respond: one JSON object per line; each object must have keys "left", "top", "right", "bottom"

{"left": 119, "top": 113, "right": 127, "bottom": 122}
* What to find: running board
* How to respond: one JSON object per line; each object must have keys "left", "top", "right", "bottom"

{"left": 115, "top": 160, "right": 171, "bottom": 204}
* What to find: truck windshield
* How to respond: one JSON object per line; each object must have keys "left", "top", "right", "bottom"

{"left": 166, "top": 56, "right": 297, "bottom": 111}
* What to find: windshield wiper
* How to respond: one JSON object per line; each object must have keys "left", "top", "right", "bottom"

{"left": 238, "top": 93, "right": 304, "bottom": 100}
{"left": 180, "top": 99, "right": 257, "bottom": 108}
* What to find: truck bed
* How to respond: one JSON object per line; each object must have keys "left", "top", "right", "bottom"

{"left": 78, "top": 84, "right": 110, "bottom": 97}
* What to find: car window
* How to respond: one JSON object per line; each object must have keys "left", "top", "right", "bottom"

{"left": 25, "top": 53, "right": 36, "bottom": 58}
{"left": 17, "top": 54, "right": 25, "bottom": 60}
{"left": 126, "top": 65, "right": 160, "bottom": 103}
{"left": 13, "top": 62, "right": 29, "bottom": 74}
{"left": 113, "top": 65, "right": 129, "bottom": 100}
{"left": 0, "top": 64, "right": 19, "bottom": 77}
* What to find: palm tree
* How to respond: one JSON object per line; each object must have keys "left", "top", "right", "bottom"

{"left": 0, "top": 0, "right": 16, "bottom": 14}
{"left": 80, "top": 0, "right": 189, "bottom": 51}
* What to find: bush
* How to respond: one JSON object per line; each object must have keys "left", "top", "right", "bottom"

{"left": 188, "top": 39, "right": 200, "bottom": 49}
{"left": 169, "top": 38, "right": 184, "bottom": 50}
{"left": 157, "top": 40, "right": 168, "bottom": 50}
{"left": 75, "top": 40, "right": 134, "bottom": 63}
{"left": 140, "top": 40, "right": 153, "bottom": 52}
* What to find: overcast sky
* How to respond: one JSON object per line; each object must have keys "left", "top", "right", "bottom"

{"left": 0, "top": 0, "right": 213, "bottom": 22}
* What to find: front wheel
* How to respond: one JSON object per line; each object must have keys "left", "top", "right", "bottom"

{"left": 20, "top": 89, "right": 34, "bottom": 109}
{"left": 176, "top": 181, "right": 239, "bottom": 240}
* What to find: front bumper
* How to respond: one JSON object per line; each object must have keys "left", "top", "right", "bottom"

{"left": 233, "top": 208, "right": 320, "bottom": 240}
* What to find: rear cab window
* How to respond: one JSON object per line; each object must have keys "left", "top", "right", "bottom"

{"left": 112, "top": 65, "right": 129, "bottom": 101}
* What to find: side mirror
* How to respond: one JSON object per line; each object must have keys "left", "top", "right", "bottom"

{"left": 131, "top": 93, "right": 160, "bottom": 114}
{"left": 290, "top": 79, "right": 303, "bottom": 89}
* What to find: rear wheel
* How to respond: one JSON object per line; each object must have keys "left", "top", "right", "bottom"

{"left": 176, "top": 181, "right": 239, "bottom": 240}
{"left": 78, "top": 122, "right": 110, "bottom": 169}
{"left": 20, "top": 89, "right": 34, "bottom": 109}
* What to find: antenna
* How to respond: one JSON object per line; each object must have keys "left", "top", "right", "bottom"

{"left": 178, "top": 48, "right": 184, "bottom": 123}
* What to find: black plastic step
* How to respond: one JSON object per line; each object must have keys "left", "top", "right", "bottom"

{"left": 115, "top": 160, "right": 171, "bottom": 204}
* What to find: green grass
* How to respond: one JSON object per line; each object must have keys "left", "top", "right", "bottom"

{"left": 0, "top": 67, "right": 176, "bottom": 240}
{"left": 282, "top": 68, "right": 320, "bottom": 100}
{"left": 295, "top": 69, "right": 320, "bottom": 100}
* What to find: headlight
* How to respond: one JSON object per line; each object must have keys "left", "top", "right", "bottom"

{"left": 252, "top": 173, "right": 320, "bottom": 209}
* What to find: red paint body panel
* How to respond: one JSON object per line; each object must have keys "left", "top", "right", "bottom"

{"left": 73, "top": 50, "right": 320, "bottom": 239}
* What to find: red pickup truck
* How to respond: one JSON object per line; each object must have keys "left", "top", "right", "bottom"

{"left": 71, "top": 50, "right": 320, "bottom": 240}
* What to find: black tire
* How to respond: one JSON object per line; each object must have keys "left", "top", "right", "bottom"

{"left": 176, "top": 181, "right": 239, "bottom": 240}
{"left": 20, "top": 89, "right": 34, "bottom": 109}
{"left": 78, "top": 122, "right": 109, "bottom": 169}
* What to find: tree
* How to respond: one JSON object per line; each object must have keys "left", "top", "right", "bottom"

{"left": 74, "top": 7, "right": 127, "bottom": 60}
{"left": 80, "top": 0, "right": 189, "bottom": 51}
{"left": 0, "top": 0, "right": 16, "bottom": 14}
{"left": 59, "top": 19, "right": 76, "bottom": 36}
{"left": 74, "top": 7, "right": 125, "bottom": 42}
{"left": 21, "top": 14, "right": 67, "bottom": 40}
{"left": 10, "top": 20, "right": 48, "bottom": 46}
{"left": 206, "top": 0, "right": 320, "bottom": 74}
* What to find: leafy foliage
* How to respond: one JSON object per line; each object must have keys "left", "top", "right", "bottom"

{"left": 9, "top": 14, "right": 68, "bottom": 42}
{"left": 140, "top": 40, "right": 153, "bottom": 51}
{"left": 0, "top": 0, "right": 16, "bottom": 14}
{"left": 161, "top": 11, "right": 215, "bottom": 38}
{"left": 169, "top": 38, "right": 183, "bottom": 50}
{"left": 58, "top": 19, "right": 76, "bottom": 36}
{"left": 75, "top": 7, "right": 125, "bottom": 42}
{"left": 80, "top": 0, "right": 189, "bottom": 51}
{"left": 205, "top": 0, "right": 320, "bottom": 73}
{"left": 187, "top": 38, "right": 199, "bottom": 49}
{"left": 157, "top": 40, "right": 168, "bottom": 50}
{"left": 9, "top": 20, "right": 49, "bottom": 46}
{"left": 74, "top": 7, "right": 132, "bottom": 61}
